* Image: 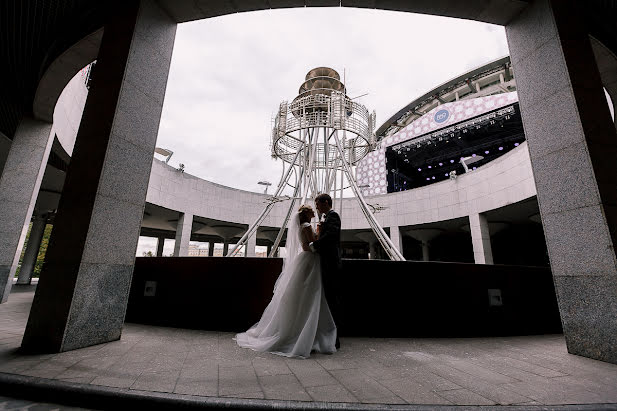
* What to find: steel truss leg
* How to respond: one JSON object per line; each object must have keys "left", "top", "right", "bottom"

{"left": 268, "top": 182, "right": 301, "bottom": 257}
{"left": 226, "top": 146, "right": 303, "bottom": 257}
{"left": 332, "top": 131, "right": 405, "bottom": 261}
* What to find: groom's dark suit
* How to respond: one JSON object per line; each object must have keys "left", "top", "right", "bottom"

{"left": 311, "top": 209, "right": 342, "bottom": 339}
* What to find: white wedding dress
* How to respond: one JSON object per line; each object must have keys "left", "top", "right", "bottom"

{"left": 235, "top": 215, "right": 337, "bottom": 358}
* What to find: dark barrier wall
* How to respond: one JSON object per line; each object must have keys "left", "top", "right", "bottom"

{"left": 126, "top": 257, "right": 562, "bottom": 337}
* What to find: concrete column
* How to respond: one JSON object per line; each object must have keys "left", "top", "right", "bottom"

{"left": 0, "top": 118, "right": 53, "bottom": 302}
{"left": 404, "top": 229, "right": 442, "bottom": 262}
{"left": 222, "top": 241, "right": 229, "bottom": 256}
{"left": 506, "top": 0, "right": 617, "bottom": 363}
{"left": 355, "top": 232, "right": 377, "bottom": 259}
{"left": 16, "top": 215, "right": 48, "bottom": 285}
{"left": 156, "top": 236, "right": 165, "bottom": 257}
{"left": 246, "top": 231, "right": 257, "bottom": 257}
{"left": 22, "top": 1, "right": 177, "bottom": 353}
{"left": 469, "top": 213, "right": 493, "bottom": 264}
{"left": 421, "top": 242, "right": 430, "bottom": 262}
{"left": 173, "top": 213, "right": 192, "bottom": 257}
{"left": 389, "top": 226, "right": 404, "bottom": 254}
{"left": 208, "top": 241, "right": 214, "bottom": 257}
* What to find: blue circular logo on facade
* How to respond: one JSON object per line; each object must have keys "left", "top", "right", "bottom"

{"left": 434, "top": 109, "right": 450, "bottom": 123}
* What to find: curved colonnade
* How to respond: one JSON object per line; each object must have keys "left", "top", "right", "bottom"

{"left": 144, "top": 140, "right": 536, "bottom": 262}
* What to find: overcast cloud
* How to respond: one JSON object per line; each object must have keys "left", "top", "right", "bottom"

{"left": 155, "top": 7, "right": 509, "bottom": 194}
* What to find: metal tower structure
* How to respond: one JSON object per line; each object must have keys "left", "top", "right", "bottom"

{"left": 228, "top": 67, "right": 405, "bottom": 260}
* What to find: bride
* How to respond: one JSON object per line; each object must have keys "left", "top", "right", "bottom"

{"left": 235, "top": 205, "right": 337, "bottom": 358}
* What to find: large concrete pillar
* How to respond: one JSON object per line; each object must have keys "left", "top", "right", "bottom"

{"left": 16, "top": 215, "right": 48, "bottom": 285}
{"left": 22, "top": 1, "right": 177, "bottom": 353}
{"left": 173, "top": 213, "right": 193, "bottom": 257}
{"left": 469, "top": 213, "right": 493, "bottom": 264}
{"left": 0, "top": 118, "right": 53, "bottom": 302}
{"left": 246, "top": 231, "right": 257, "bottom": 257}
{"left": 155, "top": 236, "right": 165, "bottom": 257}
{"left": 507, "top": 0, "right": 617, "bottom": 363}
{"left": 208, "top": 241, "right": 214, "bottom": 257}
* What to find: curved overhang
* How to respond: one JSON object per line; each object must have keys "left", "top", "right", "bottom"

{"left": 33, "top": 29, "right": 102, "bottom": 124}
{"left": 590, "top": 35, "right": 617, "bottom": 124}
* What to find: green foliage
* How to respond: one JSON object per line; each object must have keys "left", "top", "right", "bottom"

{"left": 35, "top": 224, "right": 53, "bottom": 277}
{"left": 143, "top": 251, "right": 154, "bottom": 257}
{"left": 15, "top": 223, "right": 53, "bottom": 278}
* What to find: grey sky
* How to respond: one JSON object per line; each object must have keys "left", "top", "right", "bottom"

{"left": 154, "top": 7, "right": 509, "bottom": 194}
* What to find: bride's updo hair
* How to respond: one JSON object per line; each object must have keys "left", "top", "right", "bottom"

{"left": 298, "top": 205, "right": 314, "bottom": 224}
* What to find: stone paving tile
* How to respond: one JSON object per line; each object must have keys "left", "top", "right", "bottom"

{"left": 552, "top": 375, "right": 617, "bottom": 402}
{"left": 404, "top": 367, "right": 462, "bottom": 392}
{"left": 314, "top": 356, "right": 359, "bottom": 371}
{"left": 329, "top": 369, "right": 403, "bottom": 403}
{"left": 15, "top": 360, "right": 71, "bottom": 379}
{"left": 435, "top": 357, "right": 518, "bottom": 384}
{"left": 0, "top": 357, "right": 44, "bottom": 374}
{"left": 500, "top": 375, "right": 612, "bottom": 405}
{"left": 3, "top": 287, "right": 617, "bottom": 407}
{"left": 217, "top": 333, "right": 260, "bottom": 367}
{"left": 305, "top": 383, "right": 358, "bottom": 402}
{"left": 174, "top": 360, "right": 218, "bottom": 397}
{"left": 218, "top": 365, "right": 262, "bottom": 397}
{"left": 89, "top": 360, "right": 143, "bottom": 388}
{"left": 140, "top": 351, "right": 187, "bottom": 373}
{"left": 252, "top": 356, "right": 292, "bottom": 376}
{"left": 378, "top": 377, "right": 453, "bottom": 405}
{"left": 57, "top": 376, "right": 98, "bottom": 384}
{"left": 55, "top": 355, "right": 120, "bottom": 381}
{"left": 285, "top": 358, "right": 337, "bottom": 387}
{"left": 423, "top": 361, "right": 535, "bottom": 405}
{"left": 221, "top": 391, "right": 265, "bottom": 399}
{"left": 437, "top": 388, "right": 496, "bottom": 405}
{"left": 359, "top": 364, "right": 417, "bottom": 381}
{"left": 185, "top": 339, "right": 218, "bottom": 359}
{"left": 467, "top": 351, "right": 568, "bottom": 378}
{"left": 258, "top": 374, "right": 312, "bottom": 401}
{"left": 131, "top": 370, "right": 181, "bottom": 393}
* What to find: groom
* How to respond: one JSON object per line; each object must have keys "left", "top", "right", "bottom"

{"left": 310, "top": 193, "right": 342, "bottom": 349}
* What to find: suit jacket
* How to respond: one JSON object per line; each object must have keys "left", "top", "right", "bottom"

{"left": 312, "top": 210, "right": 342, "bottom": 272}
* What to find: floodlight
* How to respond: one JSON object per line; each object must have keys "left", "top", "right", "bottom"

{"left": 154, "top": 147, "right": 173, "bottom": 163}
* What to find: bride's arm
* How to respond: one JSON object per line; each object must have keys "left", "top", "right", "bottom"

{"left": 302, "top": 225, "right": 317, "bottom": 244}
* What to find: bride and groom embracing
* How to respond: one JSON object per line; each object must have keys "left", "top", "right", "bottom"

{"left": 235, "top": 193, "right": 342, "bottom": 358}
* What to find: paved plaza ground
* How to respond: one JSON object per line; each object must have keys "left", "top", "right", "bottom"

{"left": 1, "top": 284, "right": 617, "bottom": 410}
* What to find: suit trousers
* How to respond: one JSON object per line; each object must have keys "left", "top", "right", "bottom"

{"left": 321, "top": 262, "right": 342, "bottom": 333}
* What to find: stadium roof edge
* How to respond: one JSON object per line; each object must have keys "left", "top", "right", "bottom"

{"left": 376, "top": 55, "right": 512, "bottom": 138}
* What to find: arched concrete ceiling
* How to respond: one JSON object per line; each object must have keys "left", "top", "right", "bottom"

{"left": 3, "top": 0, "right": 616, "bottom": 143}
{"left": 157, "top": 0, "right": 529, "bottom": 25}
{"left": 591, "top": 36, "right": 617, "bottom": 126}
